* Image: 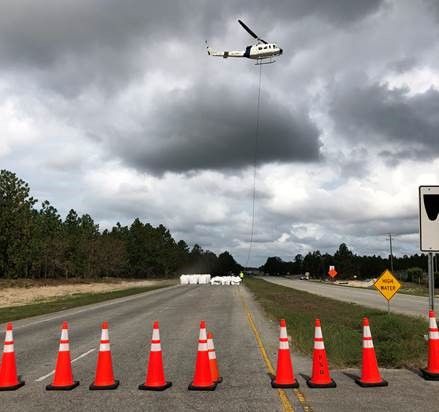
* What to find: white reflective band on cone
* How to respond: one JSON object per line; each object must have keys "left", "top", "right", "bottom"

{"left": 59, "top": 343, "right": 70, "bottom": 352}
{"left": 207, "top": 339, "right": 214, "bottom": 350}
{"left": 101, "top": 329, "right": 109, "bottom": 341}
{"left": 5, "top": 330, "right": 13, "bottom": 342}
{"left": 152, "top": 329, "right": 160, "bottom": 341}
{"left": 61, "top": 329, "right": 69, "bottom": 340}
{"left": 430, "top": 317, "right": 438, "bottom": 329}
{"left": 150, "top": 343, "right": 162, "bottom": 352}
{"left": 430, "top": 331, "right": 439, "bottom": 339}
{"left": 315, "top": 327, "right": 323, "bottom": 339}
{"left": 280, "top": 327, "right": 288, "bottom": 339}
{"left": 208, "top": 351, "right": 216, "bottom": 360}
{"left": 314, "top": 341, "right": 325, "bottom": 350}
{"left": 3, "top": 343, "right": 14, "bottom": 353}
{"left": 363, "top": 340, "right": 374, "bottom": 349}
{"left": 199, "top": 328, "right": 207, "bottom": 340}
{"left": 279, "top": 341, "right": 289, "bottom": 350}
{"left": 363, "top": 326, "right": 372, "bottom": 338}
{"left": 198, "top": 342, "right": 208, "bottom": 351}
{"left": 99, "top": 343, "right": 110, "bottom": 351}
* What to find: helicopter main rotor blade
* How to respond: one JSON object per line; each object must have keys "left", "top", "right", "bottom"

{"left": 238, "top": 19, "right": 268, "bottom": 44}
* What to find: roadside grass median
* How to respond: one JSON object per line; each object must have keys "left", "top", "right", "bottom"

{"left": 0, "top": 282, "right": 175, "bottom": 325}
{"left": 245, "top": 277, "right": 427, "bottom": 369}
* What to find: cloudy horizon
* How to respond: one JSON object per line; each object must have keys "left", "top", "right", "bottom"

{"left": 1, "top": 0, "right": 439, "bottom": 265}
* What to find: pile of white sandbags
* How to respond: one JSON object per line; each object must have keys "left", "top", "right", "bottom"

{"left": 210, "top": 276, "right": 241, "bottom": 286}
{"left": 180, "top": 274, "right": 211, "bottom": 285}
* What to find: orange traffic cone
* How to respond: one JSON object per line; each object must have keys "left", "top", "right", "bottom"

{"left": 207, "top": 332, "right": 222, "bottom": 383}
{"left": 139, "top": 321, "right": 172, "bottom": 391}
{"left": 0, "top": 323, "right": 25, "bottom": 391}
{"left": 421, "top": 310, "right": 439, "bottom": 380}
{"left": 188, "top": 320, "right": 217, "bottom": 391}
{"left": 306, "top": 319, "right": 336, "bottom": 388}
{"left": 271, "top": 319, "right": 299, "bottom": 388}
{"left": 355, "top": 317, "right": 388, "bottom": 387}
{"left": 90, "top": 321, "right": 119, "bottom": 390}
{"left": 46, "top": 321, "right": 79, "bottom": 390}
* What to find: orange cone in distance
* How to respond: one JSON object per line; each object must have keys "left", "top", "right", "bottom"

{"left": 0, "top": 323, "right": 25, "bottom": 391}
{"left": 421, "top": 310, "right": 439, "bottom": 380}
{"left": 46, "top": 321, "right": 79, "bottom": 390}
{"left": 139, "top": 321, "right": 172, "bottom": 391}
{"left": 90, "top": 321, "right": 119, "bottom": 390}
{"left": 355, "top": 317, "right": 388, "bottom": 387}
{"left": 207, "top": 332, "right": 222, "bottom": 383}
{"left": 271, "top": 319, "right": 299, "bottom": 388}
{"left": 188, "top": 320, "right": 217, "bottom": 391}
{"left": 306, "top": 319, "right": 336, "bottom": 388}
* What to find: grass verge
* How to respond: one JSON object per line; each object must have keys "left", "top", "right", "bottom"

{"left": 0, "top": 282, "right": 175, "bottom": 324}
{"left": 245, "top": 277, "right": 427, "bottom": 369}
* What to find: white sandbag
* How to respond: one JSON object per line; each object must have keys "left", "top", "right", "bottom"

{"left": 210, "top": 276, "right": 222, "bottom": 285}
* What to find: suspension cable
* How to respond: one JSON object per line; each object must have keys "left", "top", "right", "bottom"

{"left": 245, "top": 62, "right": 263, "bottom": 269}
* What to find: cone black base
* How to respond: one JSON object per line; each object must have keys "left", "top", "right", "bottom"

{"left": 46, "top": 381, "right": 79, "bottom": 391}
{"left": 90, "top": 380, "right": 120, "bottom": 390}
{"left": 188, "top": 382, "right": 217, "bottom": 391}
{"left": 215, "top": 377, "right": 223, "bottom": 383}
{"left": 420, "top": 368, "right": 439, "bottom": 380}
{"left": 271, "top": 379, "right": 299, "bottom": 389}
{"left": 0, "top": 379, "right": 25, "bottom": 391}
{"left": 139, "top": 381, "right": 172, "bottom": 391}
{"left": 306, "top": 378, "right": 336, "bottom": 388}
{"left": 355, "top": 378, "right": 388, "bottom": 388}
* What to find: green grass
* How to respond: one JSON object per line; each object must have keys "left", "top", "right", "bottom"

{"left": 245, "top": 277, "right": 427, "bottom": 369}
{"left": 0, "top": 282, "right": 175, "bottom": 324}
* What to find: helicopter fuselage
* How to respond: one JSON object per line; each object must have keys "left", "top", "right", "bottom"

{"left": 245, "top": 43, "right": 283, "bottom": 59}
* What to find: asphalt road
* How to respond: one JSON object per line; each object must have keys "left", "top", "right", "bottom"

{"left": 262, "top": 277, "right": 431, "bottom": 318}
{"left": 1, "top": 284, "right": 438, "bottom": 411}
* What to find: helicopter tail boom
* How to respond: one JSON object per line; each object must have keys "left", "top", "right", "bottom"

{"left": 206, "top": 41, "right": 244, "bottom": 58}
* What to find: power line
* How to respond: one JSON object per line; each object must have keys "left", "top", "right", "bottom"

{"left": 245, "top": 63, "right": 263, "bottom": 269}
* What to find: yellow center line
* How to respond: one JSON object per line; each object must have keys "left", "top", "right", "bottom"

{"left": 238, "top": 288, "right": 314, "bottom": 412}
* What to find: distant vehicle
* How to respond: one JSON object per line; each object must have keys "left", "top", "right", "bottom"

{"left": 300, "top": 273, "right": 310, "bottom": 280}
{"left": 206, "top": 19, "right": 283, "bottom": 65}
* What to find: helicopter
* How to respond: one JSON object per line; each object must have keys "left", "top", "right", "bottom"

{"left": 206, "top": 19, "right": 283, "bottom": 65}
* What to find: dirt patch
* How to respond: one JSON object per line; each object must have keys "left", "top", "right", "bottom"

{"left": 0, "top": 279, "right": 167, "bottom": 308}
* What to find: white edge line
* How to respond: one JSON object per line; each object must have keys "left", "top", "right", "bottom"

{"left": 35, "top": 348, "right": 96, "bottom": 382}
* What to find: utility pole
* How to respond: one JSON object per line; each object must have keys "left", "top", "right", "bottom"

{"left": 386, "top": 233, "right": 394, "bottom": 273}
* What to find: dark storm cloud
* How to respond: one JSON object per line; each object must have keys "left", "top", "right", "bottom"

{"left": 111, "top": 84, "right": 321, "bottom": 173}
{"left": 330, "top": 81, "right": 439, "bottom": 157}
{"left": 273, "top": 0, "right": 384, "bottom": 24}
{"left": 0, "top": 0, "right": 386, "bottom": 93}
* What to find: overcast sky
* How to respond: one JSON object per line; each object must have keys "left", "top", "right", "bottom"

{"left": 1, "top": 0, "right": 439, "bottom": 265}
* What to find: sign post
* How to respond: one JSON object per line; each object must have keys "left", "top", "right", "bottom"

{"left": 428, "top": 253, "right": 435, "bottom": 311}
{"left": 374, "top": 269, "right": 401, "bottom": 314}
{"left": 419, "top": 186, "right": 439, "bottom": 310}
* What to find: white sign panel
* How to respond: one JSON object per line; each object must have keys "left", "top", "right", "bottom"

{"left": 419, "top": 186, "right": 439, "bottom": 252}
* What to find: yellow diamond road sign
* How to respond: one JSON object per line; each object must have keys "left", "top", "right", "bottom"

{"left": 374, "top": 269, "right": 401, "bottom": 301}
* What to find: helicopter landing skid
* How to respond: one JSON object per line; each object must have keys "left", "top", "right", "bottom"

{"left": 255, "top": 59, "right": 276, "bottom": 65}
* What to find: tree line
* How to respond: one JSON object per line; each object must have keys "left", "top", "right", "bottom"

{"left": 260, "top": 243, "right": 430, "bottom": 281}
{"left": 0, "top": 170, "right": 242, "bottom": 279}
